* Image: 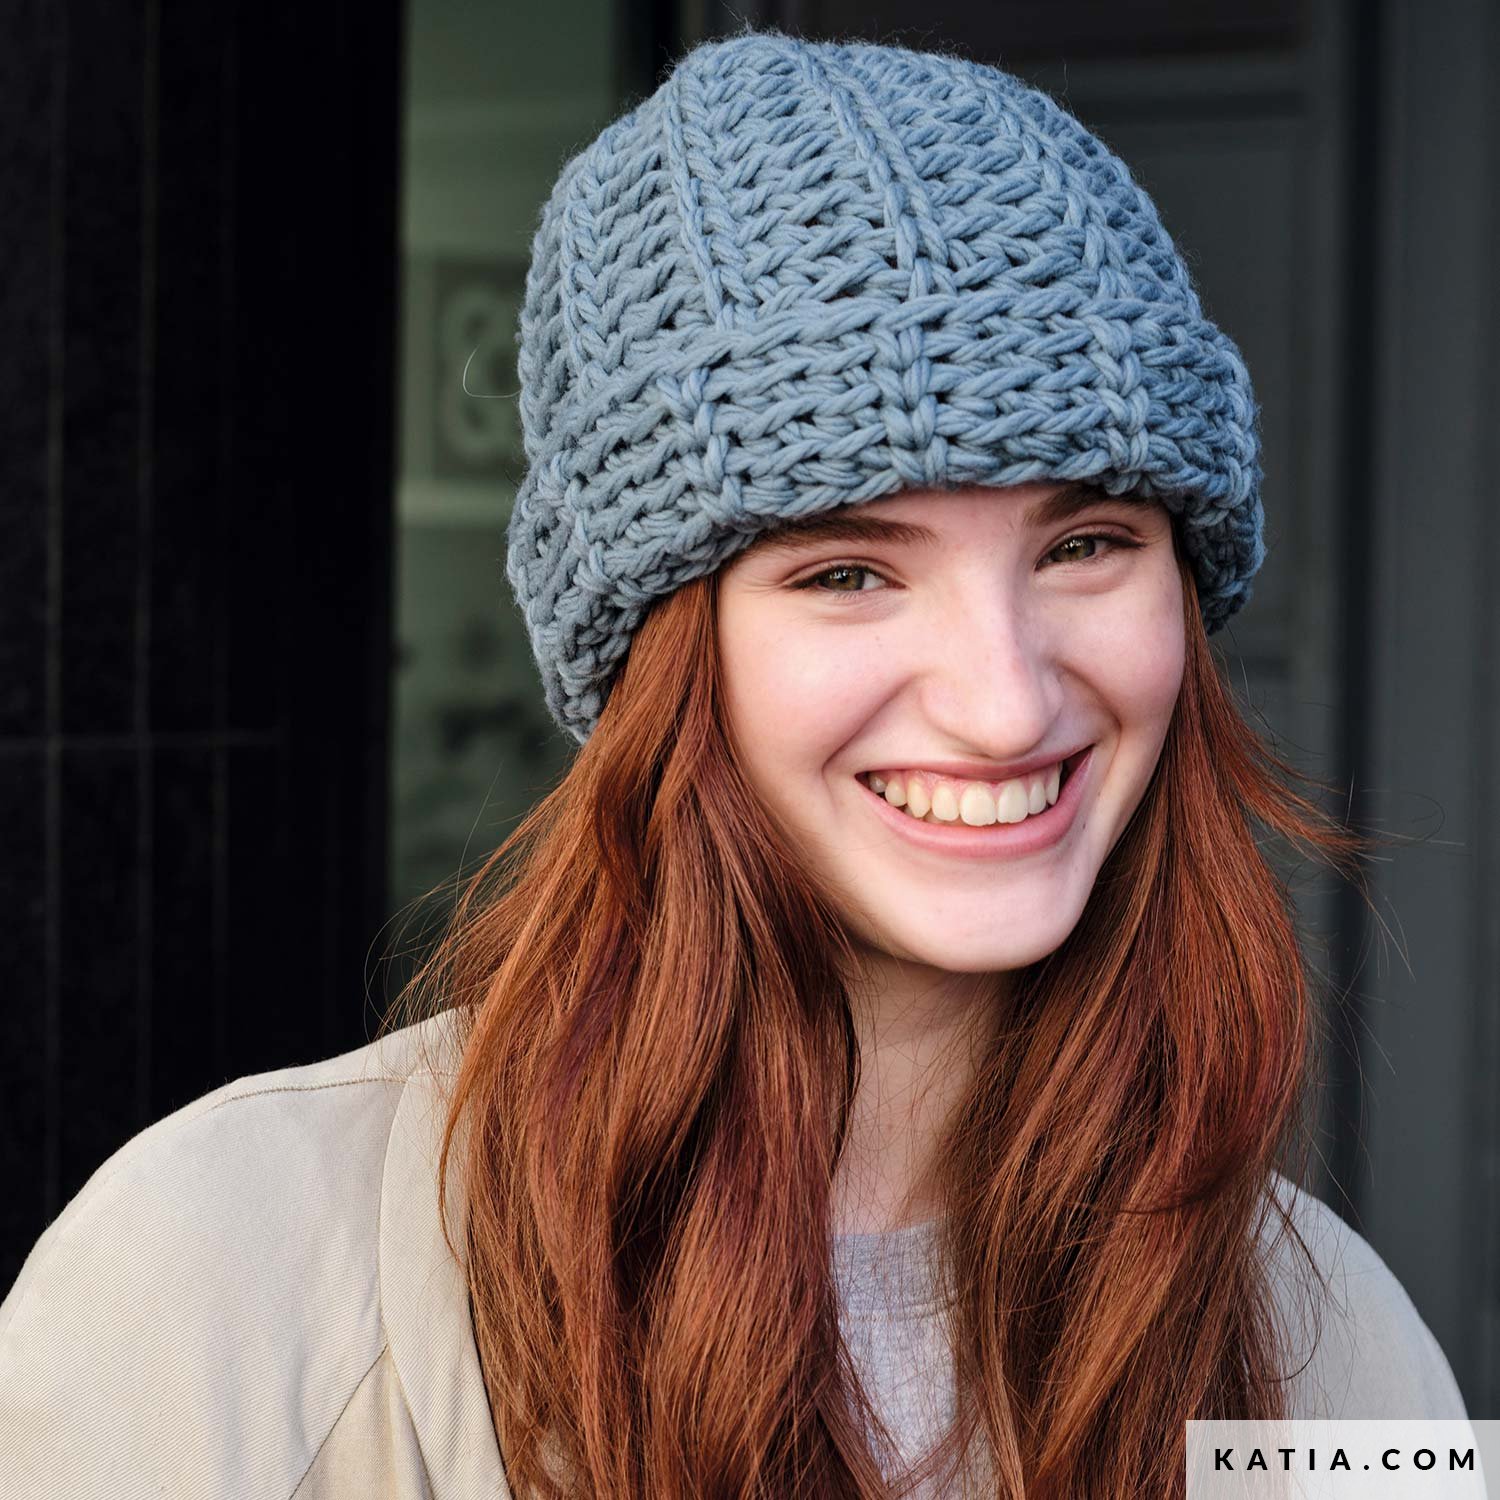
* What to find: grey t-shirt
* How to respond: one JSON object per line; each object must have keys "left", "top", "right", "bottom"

{"left": 834, "top": 1212, "right": 958, "bottom": 1489}
{"left": 831, "top": 1172, "right": 1470, "bottom": 1490}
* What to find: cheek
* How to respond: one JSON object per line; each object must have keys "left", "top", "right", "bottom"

{"left": 1093, "top": 565, "right": 1187, "bottom": 738}
{"left": 1144, "top": 567, "right": 1188, "bottom": 704}
{"left": 1053, "top": 566, "right": 1186, "bottom": 752}
{"left": 719, "top": 607, "right": 889, "bottom": 759}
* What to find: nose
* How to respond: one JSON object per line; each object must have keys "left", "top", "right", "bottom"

{"left": 914, "top": 580, "right": 1061, "bottom": 754}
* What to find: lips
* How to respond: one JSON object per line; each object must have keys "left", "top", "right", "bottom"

{"left": 853, "top": 744, "right": 1095, "bottom": 860}
{"left": 858, "top": 746, "right": 1089, "bottom": 798}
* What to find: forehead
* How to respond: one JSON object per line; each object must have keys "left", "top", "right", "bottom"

{"left": 737, "top": 481, "right": 1157, "bottom": 560}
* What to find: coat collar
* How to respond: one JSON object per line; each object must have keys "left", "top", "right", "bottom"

{"left": 375, "top": 1012, "right": 514, "bottom": 1499}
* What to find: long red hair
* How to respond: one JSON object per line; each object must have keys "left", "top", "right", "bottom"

{"left": 386, "top": 517, "right": 1371, "bottom": 1498}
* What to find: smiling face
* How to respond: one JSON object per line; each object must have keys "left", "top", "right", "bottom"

{"left": 714, "top": 482, "right": 1187, "bottom": 980}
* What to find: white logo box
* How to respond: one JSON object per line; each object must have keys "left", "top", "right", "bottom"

{"left": 1187, "top": 1420, "right": 1498, "bottom": 1498}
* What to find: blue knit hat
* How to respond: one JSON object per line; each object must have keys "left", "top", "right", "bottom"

{"left": 506, "top": 30, "right": 1266, "bottom": 745}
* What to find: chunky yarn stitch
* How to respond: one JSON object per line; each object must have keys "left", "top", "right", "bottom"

{"left": 507, "top": 30, "right": 1266, "bottom": 744}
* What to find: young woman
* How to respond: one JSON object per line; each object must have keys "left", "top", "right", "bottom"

{"left": 0, "top": 28, "right": 1470, "bottom": 1500}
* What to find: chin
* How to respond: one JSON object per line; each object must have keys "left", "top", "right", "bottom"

{"left": 860, "top": 915, "right": 1080, "bottom": 976}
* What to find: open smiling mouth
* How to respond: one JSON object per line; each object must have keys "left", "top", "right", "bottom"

{"left": 853, "top": 747, "right": 1092, "bottom": 832}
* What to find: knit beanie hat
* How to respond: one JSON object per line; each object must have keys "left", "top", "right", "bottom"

{"left": 506, "top": 30, "right": 1266, "bottom": 745}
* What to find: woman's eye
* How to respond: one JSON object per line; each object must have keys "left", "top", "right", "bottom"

{"left": 792, "top": 563, "right": 890, "bottom": 595}
{"left": 1047, "top": 532, "right": 1136, "bottom": 566}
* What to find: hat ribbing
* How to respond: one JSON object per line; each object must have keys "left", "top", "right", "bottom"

{"left": 506, "top": 31, "right": 1266, "bottom": 744}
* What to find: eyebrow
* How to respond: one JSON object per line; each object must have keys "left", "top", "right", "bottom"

{"left": 741, "top": 480, "right": 1135, "bottom": 558}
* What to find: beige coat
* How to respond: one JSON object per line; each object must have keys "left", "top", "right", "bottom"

{"left": 0, "top": 1010, "right": 1470, "bottom": 1498}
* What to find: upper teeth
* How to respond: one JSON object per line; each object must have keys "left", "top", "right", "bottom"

{"left": 864, "top": 763, "right": 1064, "bottom": 826}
